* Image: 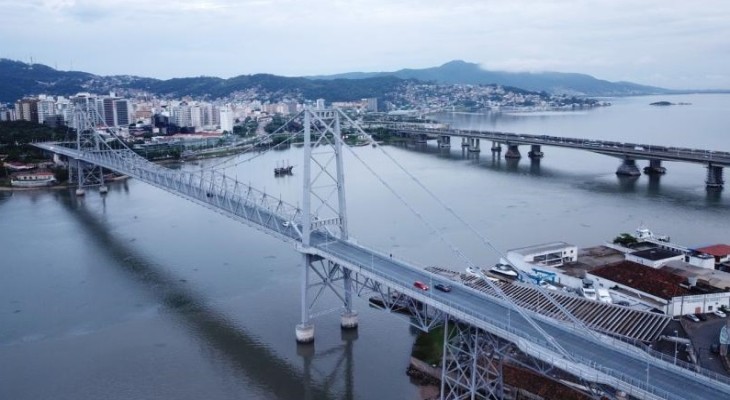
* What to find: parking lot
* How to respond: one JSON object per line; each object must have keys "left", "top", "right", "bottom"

{"left": 679, "top": 315, "right": 730, "bottom": 375}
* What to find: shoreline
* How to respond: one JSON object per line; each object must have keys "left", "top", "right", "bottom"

{"left": 0, "top": 175, "right": 130, "bottom": 192}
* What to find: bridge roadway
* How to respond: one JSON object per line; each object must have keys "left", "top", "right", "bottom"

{"left": 388, "top": 124, "right": 730, "bottom": 166}
{"left": 36, "top": 142, "right": 730, "bottom": 400}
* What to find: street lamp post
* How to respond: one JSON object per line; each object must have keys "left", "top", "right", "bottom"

{"left": 646, "top": 344, "right": 652, "bottom": 386}
{"left": 674, "top": 330, "right": 679, "bottom": 365}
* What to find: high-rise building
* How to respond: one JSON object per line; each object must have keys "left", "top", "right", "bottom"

{"left": 190, "top": 105, "right": 204, "bottom": 130}
{"left": 0, "top": 106, "right": 14, "bottom": 121}
{"left": 37, "top": 99, "right": 58, "bottom": 125}
{"left": 286, "top": 101, "right": 298, "bottom": 115}
{"left": 102, "top": 98, "right": 117, "bottom": 126}
{"left": 172, "top": 104, "right": 193, "bottom": 128}
{"left": 316, "top": 98, "right": 326, "bottom": 110}
{"left": 219, "top": 106, "right": 234, "bottom": 133}
{"left": 114, "top": 99, "right": 130, "bottom": 126}
{"left": 210, "top": 105, "right": 220, "bottom": 127}
{"left": 367, "top": 97, "right": 378, "bottom": 112}
{"left": 14, "top": 98, "right": 39, "bottom": 123}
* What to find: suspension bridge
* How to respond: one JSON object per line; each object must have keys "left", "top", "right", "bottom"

{"left": 34, "top": 106, "right": 730, "bottom": 400}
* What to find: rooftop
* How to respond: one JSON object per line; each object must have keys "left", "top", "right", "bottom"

{"left": 694, "top": 244, "right": 730, "bottom": 257}
{"left": 508, "top": 241, "right": 574, "bottom": 257}
{"left": 556, "top": 246, "right": 625, "bottom": 278}
{"left": 662, "top": 260, "right": 730, "bottom": 291}
{"left": 630, "top": 247, "right": 682, "bottom": 261}
{"left": 591, "top": 261, "right": 691, "bottom": 300}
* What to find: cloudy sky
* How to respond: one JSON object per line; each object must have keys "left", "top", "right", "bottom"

{"left": 2, "top": 0, "right": 729, "bottom": 89}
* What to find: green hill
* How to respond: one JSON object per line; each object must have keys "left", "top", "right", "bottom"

{"left": 0, "top": 59, "right": 407, "bottom": 104}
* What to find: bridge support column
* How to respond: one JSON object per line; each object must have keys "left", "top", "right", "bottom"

{"left": 461, "top": 137, "right": 469, "bottom": 148}
{"left": 616, "top": 158, "right": 641, "bottom": 177}
{"left": 528, "top": 145, "right": 543, "bottom": 159}
{"left": 468, "top": 138, "right": 480, "bottom": 153}
{"left": 438, "top": 135, "right": 451, "bottom": 149}
{"left": 340, "top": 311, "right": 358, "bottom": 329}
{"left": 441, "top": 317, "right": 504, "bottom": 400}
{"left": 341, "top": 268, "right": 358, "bottom": 330}
{"left": 296, "top": 253, "right": 315, "bottom": 343}
{"left": 99, "top": 171, "right": 108, "bottom": 194}
{"left": 504, "top": 144, "right": 521, "bottom": 159}
{"left": 706, "top": 164, "right": 724, "bottom": 189}
{"left": 74, "top": 159, "right": 85, "bottom": 196}
{"left": 643, "top": 159, "right": 666, "bottom": 175}
{"left": 490, "top": 141, "right": 501, "bottom": 153}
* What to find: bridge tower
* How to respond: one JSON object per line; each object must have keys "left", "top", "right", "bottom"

{"left": 69, "top": 104, "right": 108, "bottom": 196}
{"left": 296, "top": 108, "right": 357, "bottom": 343}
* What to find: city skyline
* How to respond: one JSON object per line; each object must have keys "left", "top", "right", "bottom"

{"left": 1, "top": 0, "right": 730, "bottom": 89}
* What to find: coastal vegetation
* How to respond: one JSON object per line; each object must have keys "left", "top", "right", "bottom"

{"left": 0, "top": 120, "right": 66, "bottom": 162}
{"left": 612, "top": 233, "right": 638, "bottom": 247}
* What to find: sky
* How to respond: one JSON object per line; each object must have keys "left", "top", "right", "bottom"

{"left": 1, "top": 0, "right": 729, "bottom": 89}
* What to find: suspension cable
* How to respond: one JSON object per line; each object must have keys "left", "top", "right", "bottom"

{"left": 342, "top": 112, "right": 598, "bottom": 337}
{"left": 333, "top": 110, "right": 581, "bottom": 361}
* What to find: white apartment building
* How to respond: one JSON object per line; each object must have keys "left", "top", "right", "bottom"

{"left": 219, "top": 106, "right": 234, "bottom": 132}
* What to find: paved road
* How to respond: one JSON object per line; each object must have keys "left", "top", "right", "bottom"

{"left": 312, "top": 236, "right": 730, "bottom": 400}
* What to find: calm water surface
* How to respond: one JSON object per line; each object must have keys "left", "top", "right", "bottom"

{"left": 2, "top": 94, "right": 730, "bottom": 399}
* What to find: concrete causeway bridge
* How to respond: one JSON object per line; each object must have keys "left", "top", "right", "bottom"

{"left": 382, "top": 123, "right": 729, "bottom": 189}
{"left": 34, "top": 107, "right": 730, "bottom": 399}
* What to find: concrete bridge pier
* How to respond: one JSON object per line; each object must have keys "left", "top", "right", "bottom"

{"left": 468, "top": 138, "right": 480, "bottom": 153}
{"left": 461, "top": 137, "right": 469, "bottom": 148}
{"left": 530, "top": 157, "right": 541, "bottom": 175}
{"left": 341, "top": 311, "right": 358, "bottom": 329}
{"left": 616, "top": 158, "right": 641, "bottom": 177}
{"left": 438, "top": 135, "right": 451, "bottom": 149}
{"left": 296, "top": 253, "right": 315, "bottom": 343}
{"left": 490, "top": 141, "right": 502, "bottom": 153}
{"left": 504, "top": 144, "right": 521, "bottom": 159}
{"left": 706, "top": 164, "right": 724, "bottom": 189}
{"left": 74, "top": 159, "right": 85, "bottom": 196}
{"left": 341, "top": 268, "right": 358, "bottom": 330}
{"left": 643, "top": 159, "right": 667, "bottom": 175}
{"left": 528, "top": 145, "right": 544, "bottom": 159}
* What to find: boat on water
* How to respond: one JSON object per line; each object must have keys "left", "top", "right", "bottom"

{"left": 274, "top": 160, "right": 294, "bottom": 176}
{"left": 10, "top": 171, "right": 57, "bottom": 188}
{"left": 274, "top": 165, "right": 293, "bottom": 176}
{"left": 490, "top": 263, "right": 519, "bottom": 278}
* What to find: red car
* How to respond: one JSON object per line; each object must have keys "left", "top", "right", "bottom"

{"left": 414, "top": 281, "right": 429, "bottom": 291}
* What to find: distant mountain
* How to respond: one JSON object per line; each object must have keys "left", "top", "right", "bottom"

{"left": 309, "top": 60, "right": 669, "bottom": 96}
{"left": 0, "top": 59, "right": 408, "bottom": 104}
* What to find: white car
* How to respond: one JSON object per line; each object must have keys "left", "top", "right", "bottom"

{"left": 282, "top": 221, "right": 291, "bottom": 227}
{"left": 713, "top": 309, "right": 727, "bottom": 318}
{"left": 685, "top": 314, "right": 700, "bottom": 323}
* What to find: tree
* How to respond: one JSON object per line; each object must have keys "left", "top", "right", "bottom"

{"left": 612, "top": 233, "right": 638, "bottom": 247}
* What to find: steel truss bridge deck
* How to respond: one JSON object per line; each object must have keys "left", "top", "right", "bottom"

{"left": 35, "top": 142, "right": 730, "bottom": 400}
{"left": 386, "top": 124, "right": 730, "bottom": 166}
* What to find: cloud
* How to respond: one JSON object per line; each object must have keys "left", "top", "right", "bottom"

{"left": 1, "top": 0, "right": 729, "bottom": 88}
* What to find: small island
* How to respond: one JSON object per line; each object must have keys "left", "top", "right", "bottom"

{"left": 650, "top": 101, "right": 692, "bottom": 106}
